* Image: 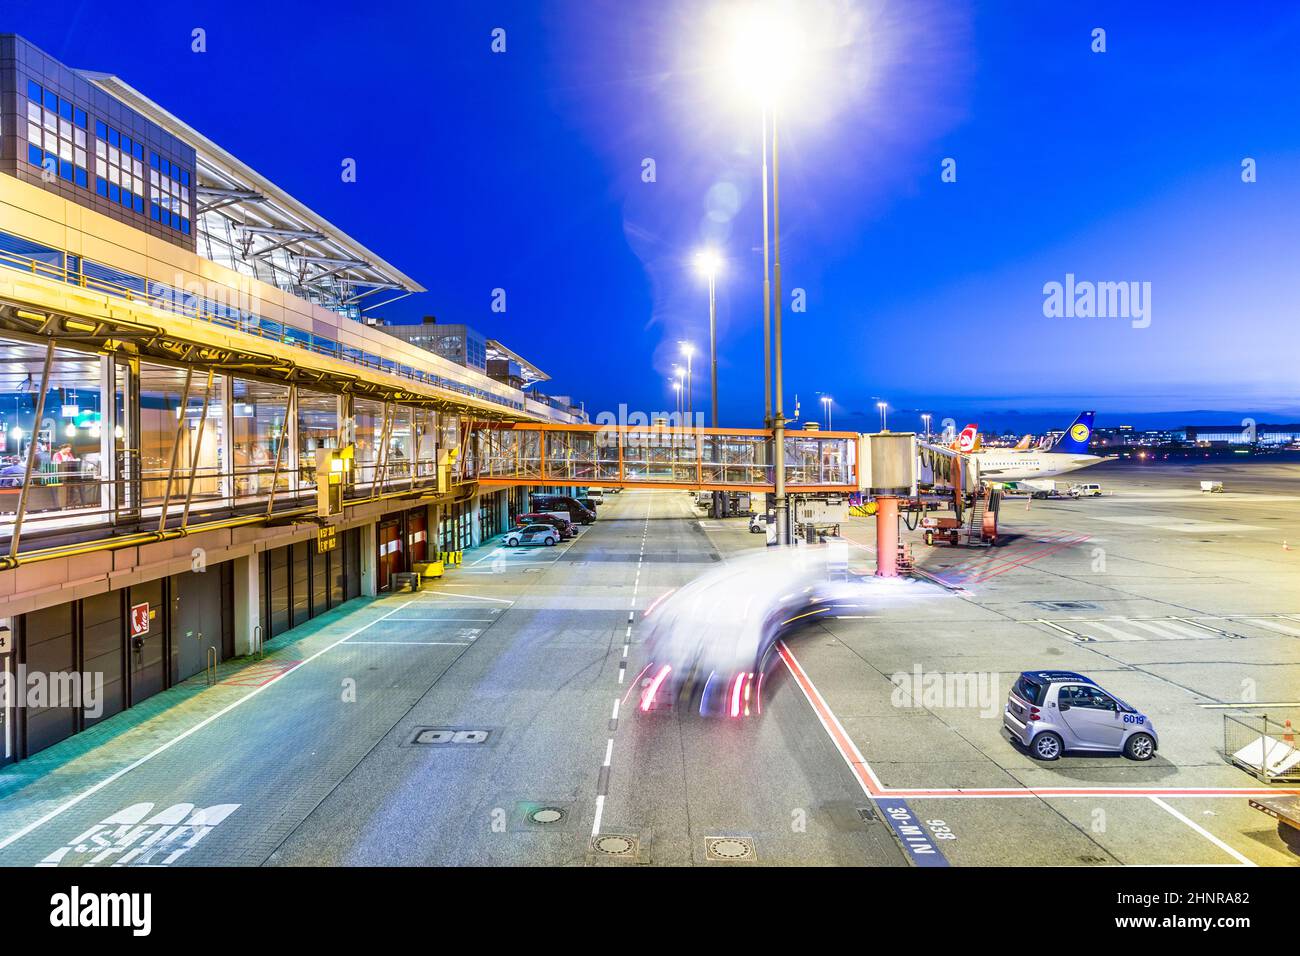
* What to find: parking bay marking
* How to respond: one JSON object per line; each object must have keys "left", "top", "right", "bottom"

{"left": 0, "top": 600, "right": 417, "bottom": 853}
{"left": 878, "top": 801, "right": 951, "bottom": 867}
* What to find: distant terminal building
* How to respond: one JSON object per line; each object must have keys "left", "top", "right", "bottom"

{"left": 0, "top": 34, "right": 587, "bottom": 763}
{"left": 1184, "top": 424, "right": 1300, "bottom": 446}
{"left": 380, "top": 316, "right": 488, "bottom": 372}
{"left": 378, "top": 316, "right": 582, "bottom": 419}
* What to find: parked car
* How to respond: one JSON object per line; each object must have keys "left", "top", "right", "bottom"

{"left": 1068, "top": 483, "right": 1102, "bottom": 497}
{"left": 1004, "top": 671, "right": 1157, "bottom": 761}
{"left": 749, "top": 513, "right": 772, "bottom": 534}
{"left": 585, "top": 488, "right": 606, "bottom": 504}
{"left": 515, "top": 512, "right": 574, "bottom": 538}
{"left": 503, "top": 523, "right": 560, "bottom": 547}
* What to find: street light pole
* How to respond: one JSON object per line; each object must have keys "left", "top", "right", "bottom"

{"left": 771, "top": 111, "right": 788, "bottom": 544}
{"left": 679, "top": 342, "right": 694, "bottom": 424}
{"left": 761, "top": 107, "right": 773, "bottom": 429}
{"left": 707, "top": 271, "right": 718, "bottom": 429}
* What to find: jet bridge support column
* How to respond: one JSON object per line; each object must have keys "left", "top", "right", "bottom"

{"left": 860, "top": 431, "right": 916, "bottom": 579}
{"left": 875, "top": 495, "right": 899, "bottom": 578}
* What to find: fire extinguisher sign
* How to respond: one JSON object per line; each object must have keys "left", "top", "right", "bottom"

{"left": 130, "top": 602, "right": 150, "bottom": 638}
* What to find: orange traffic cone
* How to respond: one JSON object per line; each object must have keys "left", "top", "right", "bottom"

{"left": 1284, "top": 719, "right": 1294, "bottom": 746}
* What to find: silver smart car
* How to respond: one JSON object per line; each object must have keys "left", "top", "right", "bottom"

{"left": 1004, "top": 671, "right": 1158, "bottom": 761}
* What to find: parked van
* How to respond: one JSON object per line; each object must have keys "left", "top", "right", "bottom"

{"left": 585, "top": 488, "right": 605, "bottom": 505}
{"left": 1068, "top": 483, "right": 1102, "bottom": 498}
{"left": 530, "top": 493, "right": 596, "bottom": 525}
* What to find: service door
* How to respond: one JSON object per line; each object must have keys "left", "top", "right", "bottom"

{"left": 377, "top": 517, "right": 403, "bottom": 590}
{"left": 408, "top": 508, "right": 428, "bottom": 564}
{"left": 172, "top": 568, "right": 225, "bottom": 684}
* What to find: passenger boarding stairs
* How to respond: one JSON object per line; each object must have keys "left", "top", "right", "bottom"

{"left": 965, "top": 487, "right": 1000, "bottom": 546}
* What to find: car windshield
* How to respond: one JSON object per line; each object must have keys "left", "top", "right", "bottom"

{"left": 1013, "top": 675, "right": 1045, "bottom": 705}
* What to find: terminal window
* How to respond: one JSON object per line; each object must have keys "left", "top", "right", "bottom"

{"left": 93, "top": 121, "right": 146, "bottom": 215}
{"left": 25, "top": 81, "right": 89, "bottom": 189}
{"left": 149, "top": 152, "right": 192, "bottom": 235}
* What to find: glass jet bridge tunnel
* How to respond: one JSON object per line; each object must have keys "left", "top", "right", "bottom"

{"left": 469, "top": 422, "right": 859, "bottom": 493}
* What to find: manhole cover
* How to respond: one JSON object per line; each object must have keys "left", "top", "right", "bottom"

{"left": 529, "top": 807, "right": 565, "bottom": 825}
{"left": 592, "top": 834, "right": 637, "bottom": 856}
{"left": 706, "top": 837, "right": 755, "bottom": 861}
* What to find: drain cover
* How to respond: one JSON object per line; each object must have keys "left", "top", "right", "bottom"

{"left": 705, "top": 836, "right": 755, "bottom": 861}
{"left": 529, "top": 807, "right": 565, "bottom": 825}
{"left": 1030, "top": 600, "right": 1100, "bottom": 611}
{"left": 592, "top": 834, "right": 638, "bottom": 857}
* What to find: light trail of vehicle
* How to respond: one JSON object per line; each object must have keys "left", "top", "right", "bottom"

{"left": 777, "top": 640, "right": 1300, "bottom": 801}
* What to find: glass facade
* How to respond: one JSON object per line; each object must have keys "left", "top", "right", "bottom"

{"left": 296, "top": 389, "right": 339, "bottom": 491}
{"left": 0, "top": 332, "right": 499, "bottom": 548}
{"left": 0, "top": 340, "right": 107, "bottom": 517}
{"left": 232, "top": 378, "right": 291, "bottom": 497}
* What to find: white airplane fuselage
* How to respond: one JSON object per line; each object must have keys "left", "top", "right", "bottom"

{"left": 970, "top": 451, "right": 1110, "bottom": 481}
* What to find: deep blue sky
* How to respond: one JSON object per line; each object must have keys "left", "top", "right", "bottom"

{"left": 9, "top": 1, "right": 1300, "bottom": 432}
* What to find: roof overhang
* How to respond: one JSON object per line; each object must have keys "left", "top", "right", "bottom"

{"left": 485, "top": 338, "right": 550, "bottom": 383}
{"left": 78, "top": 71, "right": 425, "bottom": 304}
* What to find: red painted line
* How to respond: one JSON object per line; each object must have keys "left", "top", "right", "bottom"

{"left": 778, "top": 641, "right": 1300, "bottom": 800}
{"left": 777, "top": 641, "right": 883, "bottom": 796}
{"left": 938, "top": 531, "right": 1073, "bottom": 580}
{"left": 949, "top": 531, "right": 1079, "bottom": 578}
{"left": 219, "top": 660, "right": 302, "bottom": 687}
{"left": 961, "top": 533, "right": 1091, "bottom": 585}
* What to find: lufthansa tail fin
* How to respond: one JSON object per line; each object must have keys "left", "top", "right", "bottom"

{"left": 1051, "top": 411, "right": 1096, "bottom": 454}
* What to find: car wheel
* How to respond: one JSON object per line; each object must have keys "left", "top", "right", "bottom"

{"left": 543, "top": 536, "right": 556, "bottom": 546}
{"left": 1124, "top": 732, "right": 1156, "bottom": 761}
{"left": 1031, "top": 731, "right": 1063, "bottom": 761}
{"left": 504, "top": 539, "right": 517, "bottom": 547}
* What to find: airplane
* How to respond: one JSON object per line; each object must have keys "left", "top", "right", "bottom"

{"left": 967, "top": 411, "right": 1113, "bottom": 481}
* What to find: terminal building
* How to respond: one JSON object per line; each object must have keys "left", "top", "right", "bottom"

{"left": 0, "top": 34, "right": 585, "bottom": 763}
{"left": 1183, "top": 424, "right": 1300, "bottom": 447}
